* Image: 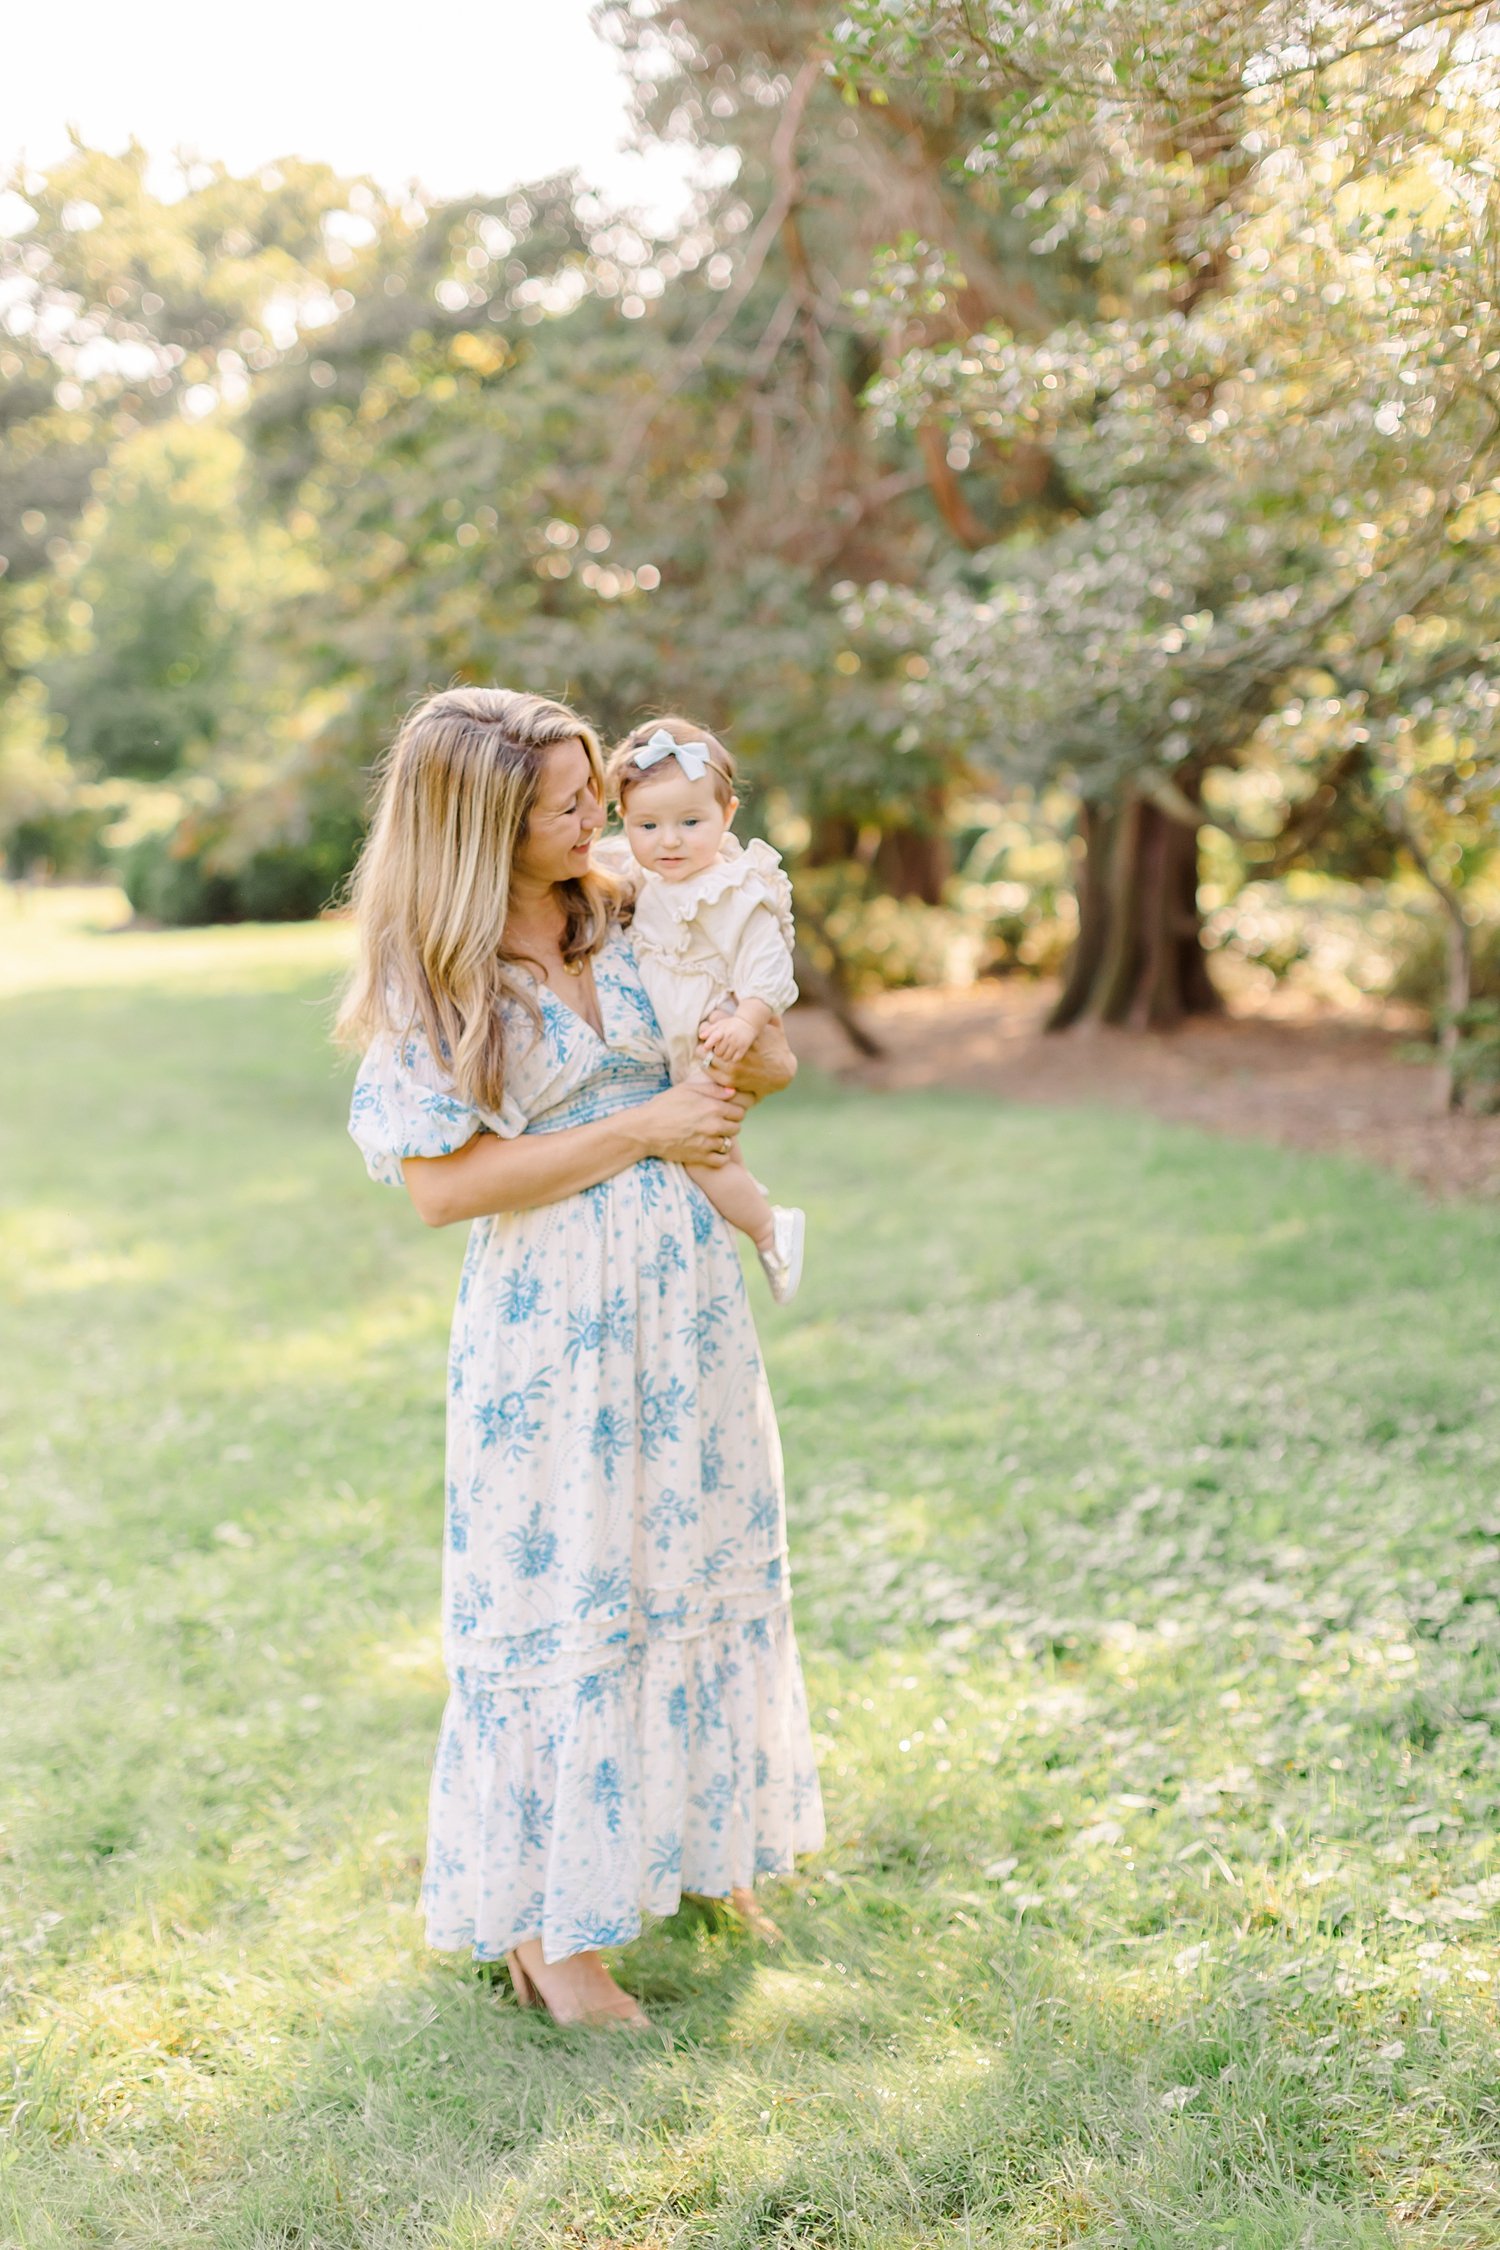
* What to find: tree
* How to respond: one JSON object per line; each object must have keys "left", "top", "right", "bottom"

{"left": 1364, "top": 673, "right": 1500, "bottom": 1107}
{"left": 222, "top": 46, "right": 1044, "bottom": 877}
{"left": 37, "top": 419, "right": 286, "bottom": 782}
{"left": 835, "top": 0, "right": 1500, "bottom": 1025}
{"left": 3, "top": 30, "right": 1088, "bottom": 916}
{"left": 593, "top": 0, "right": 1088, "bottom": 888}
{"left": 0, "top": 143, "right": 382, "bottom": 852}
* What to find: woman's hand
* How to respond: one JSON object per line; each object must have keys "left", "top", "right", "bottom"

{"left": 634, "top": 1077, "right": 747, "bottom": 1167}
{"left": 709, "top": 1017, "right": 797, "bottom": 1102}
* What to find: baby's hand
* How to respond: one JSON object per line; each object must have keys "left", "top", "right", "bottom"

{"left": 698, "top": 1011, "right": 755, "bottom": 1063}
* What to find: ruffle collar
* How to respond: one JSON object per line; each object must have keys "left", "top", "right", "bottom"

{"left": 643, "top": 836, "right": 787, "bottom": 923}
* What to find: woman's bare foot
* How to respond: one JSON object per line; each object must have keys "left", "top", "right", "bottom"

{"left": 730, "top": 1885, "right": 783, "bottom": 1944}
{"left": 506, "top": 1940, "right": 651, "bottom": 2028}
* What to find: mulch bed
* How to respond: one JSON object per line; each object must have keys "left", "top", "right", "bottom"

{"left": 787, "top": 979, "right": 1500, "bottom": 1202}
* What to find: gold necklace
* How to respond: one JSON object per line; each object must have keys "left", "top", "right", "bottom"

{"left": 508, "top": 907, "right": 587, "bottom": 977}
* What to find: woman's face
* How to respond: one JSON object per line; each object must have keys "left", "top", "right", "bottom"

{"left": 513, "top": 736, "right": 605, "bottom": 888}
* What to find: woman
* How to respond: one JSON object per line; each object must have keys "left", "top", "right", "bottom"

{"left": 338, "top": 687, "right": 824, "bottom": 2028}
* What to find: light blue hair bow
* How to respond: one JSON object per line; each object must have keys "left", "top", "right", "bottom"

{"left": 633, "top": 727, "right": 712, "bottom": 783}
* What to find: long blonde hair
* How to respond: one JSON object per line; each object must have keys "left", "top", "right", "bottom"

{"left": 335, "top": 686, "right": 616, "bottom": 1111}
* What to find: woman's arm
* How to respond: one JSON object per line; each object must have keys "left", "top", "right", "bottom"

{"left": 402, "top": 1076, "right": 747, "bottom": 1228}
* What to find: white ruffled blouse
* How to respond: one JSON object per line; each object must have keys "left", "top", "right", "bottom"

{"left": 625, "top": 836, "right": 799, "bottom": 1080}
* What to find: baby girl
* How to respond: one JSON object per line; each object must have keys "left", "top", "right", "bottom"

{"left": 603, "top": 716, "right": 805, "bottom": 1304}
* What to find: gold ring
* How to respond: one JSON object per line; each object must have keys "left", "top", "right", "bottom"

{"left": 720, "top": 1136, "right": 731, "bottom": 1154}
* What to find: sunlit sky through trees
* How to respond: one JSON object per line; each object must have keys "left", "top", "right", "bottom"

{"left": 0, "top": 0, "right": 712, "bottom": 227}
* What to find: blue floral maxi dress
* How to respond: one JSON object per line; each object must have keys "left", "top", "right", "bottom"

{"left": 349, "top": 926, "right": 825, "bottom": 1963}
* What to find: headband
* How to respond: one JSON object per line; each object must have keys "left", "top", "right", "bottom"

{"left": 629, "top": 727, "right": 729, "bottom": 785}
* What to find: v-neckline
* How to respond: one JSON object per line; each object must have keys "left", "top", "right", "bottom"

{"left": 531, "top": 930, "right": 613, "bottom": 1047}
{"left": 543, "top": 976, "right": 604, "bottom": 1045}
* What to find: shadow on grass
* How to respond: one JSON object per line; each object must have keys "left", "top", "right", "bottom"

{"left": 9, "top": 961, "right": 1500, "bottom": 2245}
{"left": 50, "top": 1893, "right": 1404, "bottom": 2248}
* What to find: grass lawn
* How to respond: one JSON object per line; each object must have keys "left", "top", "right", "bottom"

{"left": 4, "top": 889, "right": 1500, "bottom": 2249}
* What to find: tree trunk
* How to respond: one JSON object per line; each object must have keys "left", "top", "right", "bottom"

{"left": 1436, "top": 898, "right": 1473, "bottom": 1113}
{"left": 1048, "top": 787, "right": 1220, "bottom": 1031}
{"left": 802, "top": 813, "right": 949, "bottom": 903}
{"left": 1384, "top": 794, "right": 1472, "bottom": 1111}
{"left": 871, "top": 823, "right": 950, "bottom": 905}
{"left": 804, "top": 814, "right": 859, "bottom": 866}
{"left": 791, "top": 893, "right": 885, "bottom": 1059}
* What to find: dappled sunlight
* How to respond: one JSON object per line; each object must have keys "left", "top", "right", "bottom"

{"left": 7, "top": 940, "right": 1500, "bottom": 2242}
{"left": 722, "top": 1959, "right": 881, "bottom": 2048}
{"left": 0, "top": 883, "right": 353, "bottom": 997}
{"left": 3, "top": 1810, "right": 440, "bottom": 2160}
{"left": 9, "top": 2, "right": 1500, "bottom": 2232}
{"left": 353, "top": 1614, "right": 446, "bottom": 1701}
{"left": 219, "top": 1290, "right": 451, "bottom": 1394}
{"left": 0, "top": 1203, "right": 176, "bottom": 1300}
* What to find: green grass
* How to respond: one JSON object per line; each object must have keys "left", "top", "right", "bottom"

{"left": 5, "top": 893, "right": 1500, "bottom": 2248}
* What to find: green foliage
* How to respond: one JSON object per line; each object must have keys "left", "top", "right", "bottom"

{"left": 230, "top": 840, "right": 341, "bottom": 923}
{"left": 850, "top": 8, "right": 1498, "bottom": 756}
{"left": 798, "top": 863, "right": 986, "bottom": 990}
{"left": 2, "top": 799, "right": 113, "bottom": 880}
{"left": 227, "top": 136, "right": 971, "bottom": 839}
{"left": 1201, "top": 875, "right": 1448, "bottom": 1012}
{"left": 1449, "top": 999, "right": 1500, "bottom": 1112}
{"left": 1, "top": 10, "right": 1084, "bottom": 914}
{"left": 40, "top": 422, "right": 266, "bottom": 781}
{"left": 7, "top": 2, "right": 1500, "bottom": 973}
{"left": 118, "top": 828, "right": 238, "bottom": 924}
{"left": 1388, "top": 913, "right": 1500, "bottom": 1016}
{"left": 119, "top": 790, "right": 360, "bottom": 925}
{"left": 797, "top": 823, "right": 1078, "bottom": 991}
{"left": 0, "top": 141, "right": 379, "bottom": 563}
{"left": 5, "top": 909, "right": 1500, "bottom": 2240}
{"left": 836, "top": 0, "right": 1500, "bottom": 990}
{"left": 0, "top": 149, "right": 363, "bottom": 878}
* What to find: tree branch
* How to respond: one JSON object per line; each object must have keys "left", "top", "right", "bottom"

{"left": 915, "top": 421, "right": 992, "bottom": 549}
{"left": 1249, "top": 746, "right": 1366, "bottom": 879}
{"left": 601, "top": 56, "right": 823, "bottom": 491}
{"left": 1385, "top": 788, "right": 1473, "bottom": 1109}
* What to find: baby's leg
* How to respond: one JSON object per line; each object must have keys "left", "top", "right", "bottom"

{"left": 687, "top": 1156, "right": 775, "bottom": 1253}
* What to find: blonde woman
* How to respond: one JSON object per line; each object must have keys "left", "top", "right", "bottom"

{"left": 338, "top": 687, "right": 824, "bottom": 2029}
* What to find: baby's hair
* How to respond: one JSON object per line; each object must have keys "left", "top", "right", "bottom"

{"left": 606, "top": 714, "right": 737, "bottom": 809}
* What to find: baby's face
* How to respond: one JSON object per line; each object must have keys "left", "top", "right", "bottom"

{"left": 621, "top": 769, "right": 735, "bottom": 883}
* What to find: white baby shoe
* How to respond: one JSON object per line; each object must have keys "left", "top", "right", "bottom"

{"left": 758, "top": 1206, "right": 805, "bottom": 1306}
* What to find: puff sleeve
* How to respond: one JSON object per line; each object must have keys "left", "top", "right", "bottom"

{"left": 697, "top": 844, "right": 799, "bottom": 1015}
{"left": 724, "top": 899, "right": 800, "bottom": 1014}
{"left": 348, "top": 1017, "right": 525, "bottom": 1188}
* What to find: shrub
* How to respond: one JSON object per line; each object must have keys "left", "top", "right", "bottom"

{"left": 1386, "top": 914, "right": 1500, "bottom": 1015}
{"left": 793, "top": 859, "right": 1075, "bottom": 993}
{"left": 1204, "top": 876, "right": 1427, "bottom": 1010}
{"left": 120, "top": 830, "right": 239, "bottom": 925}
{"left": 117, "top": 794, "right": 365, "bottom": 926}
{"left": 1450, "top": 1000, "right": 1500, "bottom": 1113}
{"left": 232, "top": 845, "right": 336, "bottom": 923}
{"left": 4, "top": 801, "right": 117, "bottom": 881}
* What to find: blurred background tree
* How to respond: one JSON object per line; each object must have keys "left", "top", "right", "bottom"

{"left": 835, "top": 0, "right": 1500, "bottom": 1026}
{"left": 3, "top": 1, "right": 1498, "bottom": 1064}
